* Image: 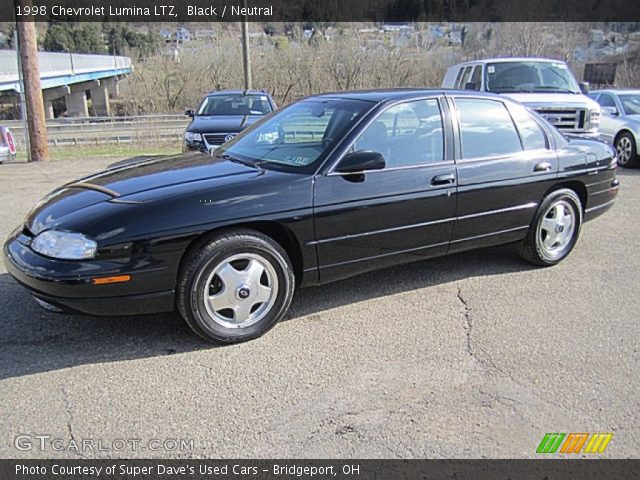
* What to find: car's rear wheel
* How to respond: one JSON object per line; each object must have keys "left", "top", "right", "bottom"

{"left": 615, "top": 132, "right": 638, "bottom": 168}
{"left": 517, "top": 189, "right": 582, "bottom": 266}
{"left": 177, "top": 229, "right": 295, "bottom": 343}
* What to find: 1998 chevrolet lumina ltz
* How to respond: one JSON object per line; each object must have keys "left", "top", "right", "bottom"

{"left": 4, "top": 90, "right": 618, "bottom": 343}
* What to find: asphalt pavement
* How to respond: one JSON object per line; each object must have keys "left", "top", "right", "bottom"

{"left": 0, "top": 158, "right": 638, "bottom": 458}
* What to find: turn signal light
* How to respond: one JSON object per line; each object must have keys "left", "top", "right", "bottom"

{"left": 91, "top": 275, "right": 131, "bottom": 285}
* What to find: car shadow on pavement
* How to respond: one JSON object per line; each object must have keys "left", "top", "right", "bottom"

{"left": 0, "top": 244, "right": 533, "bottom": 380}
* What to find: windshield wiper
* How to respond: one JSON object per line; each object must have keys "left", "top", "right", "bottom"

{"left": 215, "top": 153, "right": 263, "bottom": 170}
{"left": 532, "top": 86, "right": 578, "bottom": 93}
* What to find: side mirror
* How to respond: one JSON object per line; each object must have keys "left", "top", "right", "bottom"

{"left": 336, "top": 150, "right": 386, "bottom": 174}
{"left": 185, "top": 109, "right": 195, "bottom": 118}
{"left": 579, "top": 82, "right": 590, "bottom": 94}
{"left": 602, "top": 106, "right": 619, "bottom": 117}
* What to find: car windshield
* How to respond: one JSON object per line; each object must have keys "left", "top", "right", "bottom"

{"left": 197, "top": 94, "right": 272, "bottom": 116}
{"left": 216, "top": 98, "right": 372, "bottom": 171}
{"left": 485, "top": 61, "right": 580, "bottom": 94}
{"left": 618, "top": 94, "right": 640, "bottom": 115}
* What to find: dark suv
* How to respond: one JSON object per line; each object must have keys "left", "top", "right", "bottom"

{"left": 183, "top": 90, "right": 276, "bottom": 153}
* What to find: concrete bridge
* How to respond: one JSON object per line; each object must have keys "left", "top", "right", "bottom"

{"left": 0, "top": 51, "right": 132, "bottom": 118}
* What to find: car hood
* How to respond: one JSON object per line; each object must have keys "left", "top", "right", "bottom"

{"left": 186, "top": 115, "right": 262, "bottom": 133}
{"left": 503, "top": 92, "right": 600, "bottom": 110}
{"left": 24, "top": 152, "right": 260, "bottom": 235}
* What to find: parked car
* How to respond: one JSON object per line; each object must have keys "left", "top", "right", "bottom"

{"left": 4, "top": 89, "right": 618, "bottom": 343}
{"left": 588, "top": 89, "right": 640, "bottom": 168}
{"left": 0, "top": 125, "right": 16, "bottom": 163}
{"left": 442, "top": 58, "right": 601, "bottom": 138}
{"left": 183, "top": 90, "right": 276, "bottom": 153}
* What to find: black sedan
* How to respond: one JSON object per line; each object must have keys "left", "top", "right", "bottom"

{"left": 183, "top": 89, "right": 276, "bottom": 153}
{"left": 4, "top": 90, "right": 618, "bottom": 343}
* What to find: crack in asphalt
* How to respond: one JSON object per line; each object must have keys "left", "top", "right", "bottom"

{"left": 62, "top": 386, "right": 85, "bottom": 458}
{"left": 457, "top": 287, "right": 474, "bottom": 357}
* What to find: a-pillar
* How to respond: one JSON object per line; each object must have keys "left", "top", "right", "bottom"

{"left": 65, "top": 90, "right": 88, "bottom": 117}
{"left": 90, "top": 84, "right": 110, "bottom": 117}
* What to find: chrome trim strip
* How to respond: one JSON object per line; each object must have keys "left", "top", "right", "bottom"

{"left": 309, "top": 217, "right": 453, "bottom": 245}
{"left": 317, "top": 225, "right": 529, "bottom": 270}
{"left": 326, "top": 160, "right": 455, "bottom": 177}
{"left": 308, "top": 202, "right": 537, "bottom": 246}
{"left": 590, "top": 186, "right": 620, "bottom": 197}
{"left": 449, "top": 225, "right": 529, "bottom": 244}
{"left": 457, "top": 202, "right": 537, "bottom": 221}
{"left": 585, "top": 198, "right": 616, "bottom": 214}
{"left": 318, "top": 240, "right": 450, "bottom": 270}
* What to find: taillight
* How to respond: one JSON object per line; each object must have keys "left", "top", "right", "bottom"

{"left": 6, "top": 130, "right": 15, "bottom": 154}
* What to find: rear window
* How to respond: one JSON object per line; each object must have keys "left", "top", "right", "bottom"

{"left": 198, "top": 94, "right": 272, "bottom": 116}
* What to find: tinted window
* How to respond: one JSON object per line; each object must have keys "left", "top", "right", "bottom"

{"left": 354, "top": 99, "right": 444, "bottom": 167}
{"left": 597, "top": 94, "right": 616, "bottom": 108}
{"left": 468, "top": 66, "right": 482, "bottom": 90}
{"left": 454, "top": 68, "right": 465, "bottom": 88}
{"left": 508, "top": 104, "right": 548, "bottom": 150}
{"left": 456, "top": 98, "right": 523, "bottom": 158}
{"left": 457, "top": 66, "right": 474, "bottom": 89}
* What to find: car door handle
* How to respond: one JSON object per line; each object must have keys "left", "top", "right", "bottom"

{"left": 534, "top": 162, "right": 552, "bottom": 172}
{"left": 431, "top": 173, "right": 455, "bottom": 185}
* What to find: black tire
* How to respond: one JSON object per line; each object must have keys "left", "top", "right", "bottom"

{"left": 177, "top": 229, "right": 295, "bottom": 343}
{"left": 517, "top": 188, "right": 583, "bottom": 267}
{"left": 615, "top": 131, "right": 639, "bottom": 168}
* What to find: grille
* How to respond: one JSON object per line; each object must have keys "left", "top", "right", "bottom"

{"left": 204, "top": 133, "right": 236, "bottom": 145}
{"left": 534, "top": 108, "right": 587, "bottom": 132}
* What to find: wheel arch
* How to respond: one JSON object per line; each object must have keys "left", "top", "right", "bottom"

{"left": 543, "top": 181, "right": 588, "bottom": 213}
{"left": 614, "top": 128, "right": 639, "bottom": 149}
{"left": 178, "top": 221, "right": 304, "bottom": 284}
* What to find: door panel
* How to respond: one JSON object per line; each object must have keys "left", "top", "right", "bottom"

{"left": 313, "top": 165, "right": 456, "bottom": 282}
{"left": 448, "top": 96, "right": 559, "bottom": 253}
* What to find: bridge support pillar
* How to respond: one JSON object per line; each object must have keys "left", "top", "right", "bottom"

{"left": 90, "top": 84, "right": 111, "bottom": 117}
{"left": 65, "top": 90, "right": 88, "bottom": 118}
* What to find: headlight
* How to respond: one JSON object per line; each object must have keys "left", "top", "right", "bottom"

{"left": 589, "top": 110, "right": 600, "bottom": 128}
{"left": 31, "top": 230, "right": 97, "bottom": 260}
{"left": 184, "top": 131, "right": 203, "bottom": 142}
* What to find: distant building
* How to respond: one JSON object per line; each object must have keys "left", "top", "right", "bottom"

{"left": 176, "top": 27, "right": 192, "bottom": 43}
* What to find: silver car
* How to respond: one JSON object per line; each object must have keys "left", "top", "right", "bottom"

{"left": 588, "top": 89, "right": 640, "bottom": 168}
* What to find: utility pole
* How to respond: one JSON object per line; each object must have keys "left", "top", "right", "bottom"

{"left": 240, "top": 0, "right": 252, "bottom": 90}
{"left": 15, "top": 6, "right": 49, "bottom": 162}
{"left": 14, "top": 30, "right": 29, "bottom": 161}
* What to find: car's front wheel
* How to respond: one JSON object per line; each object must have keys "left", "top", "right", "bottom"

{"left": 615, "top": 132, "right": 638, "bottom": 168}
{"left": 517, "top": 189, "right": 582, "bottom": 267}
{"left": 177, "top": 229, "right": 295, "bottom": 343}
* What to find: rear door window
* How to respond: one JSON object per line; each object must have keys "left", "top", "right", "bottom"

{"left": 455, "top": 98, "right": 523, "bottom": 159}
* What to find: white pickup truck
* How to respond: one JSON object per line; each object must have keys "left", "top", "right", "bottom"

{"left": 442, "top": 58, "right": 601, "bottom": 138}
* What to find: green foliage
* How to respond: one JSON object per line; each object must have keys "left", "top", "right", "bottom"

{"left": 103, "top": 23, "right": 161, "bottom": 59}
{"left": 42, "top": 22, "right": 160, "bottom": 59}
{"left": 42, "top": 23, "right": 107, "bottom": 54}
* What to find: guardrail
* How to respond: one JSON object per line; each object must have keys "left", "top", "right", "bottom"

{"left": 4, "top": 115, "right": 190, "bottom": 148}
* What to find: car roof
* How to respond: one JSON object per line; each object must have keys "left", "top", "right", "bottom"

{"left": 591, "top": 89, "right": 640, "bottom": 95}
{"left": 309, "top": 88, "right": 508, "bottom": 103}
{"left": 205, "top": 89, "right": 270, "bottom": 96}
{"left": 451, "top": 58, "right": 566, "bottom": 68}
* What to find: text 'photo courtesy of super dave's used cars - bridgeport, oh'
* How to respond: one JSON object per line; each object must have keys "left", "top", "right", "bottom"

{"left": 3, "top": 89, "right": 619, "bottom": 343}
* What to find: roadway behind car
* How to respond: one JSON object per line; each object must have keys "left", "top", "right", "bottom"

{"left": 0, "top": 158, "right": 638, "bottom": 458}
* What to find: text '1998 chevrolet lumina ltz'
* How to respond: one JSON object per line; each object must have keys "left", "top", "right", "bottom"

{"left": 3, "top": 89, "right": 618, "bottom": 343}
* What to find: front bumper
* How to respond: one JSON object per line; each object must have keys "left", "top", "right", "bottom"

{"left": 3, "top": 234, "right": 175, "bottom": 316}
